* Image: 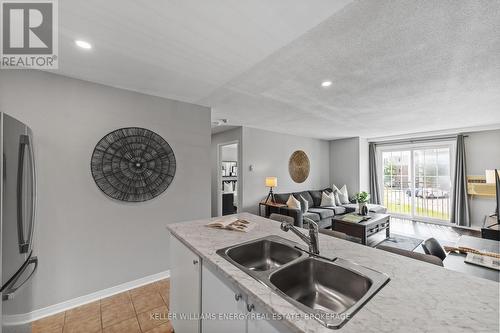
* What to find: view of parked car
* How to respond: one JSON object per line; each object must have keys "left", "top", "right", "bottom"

{"left": 405, "top": 188, "right": 449, "bottom": 198}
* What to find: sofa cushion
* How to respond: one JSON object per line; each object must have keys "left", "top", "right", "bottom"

{"left": 308, "top": 208, "right": 334, "bottom": 219}
{"left": 342, "top": 203, "right": 387, "bottom": 214}
{"left": 293, "top": 191, "right": 314, "bottom": 208}
{"left": 308, "top": 190, "right": 322, "bottom": 207}
{"left": 309, "top": 188, "right": 333, "bottom": 207}
{"left": 321, "top": 206, "right": 347, "bottom": 215}
{"left": 303, "top": 212, "right": 320, "bottom": 222}
{"left": 274, "top": 193, "right": 290, "bottom": 204}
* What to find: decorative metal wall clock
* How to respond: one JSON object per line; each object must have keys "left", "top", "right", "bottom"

{"left": 91, "top": 127, "right": 176, "bottom": 202}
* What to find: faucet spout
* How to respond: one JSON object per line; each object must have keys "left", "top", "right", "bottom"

{"left": 280, "top": 218, "right": 319, "bottom": 255}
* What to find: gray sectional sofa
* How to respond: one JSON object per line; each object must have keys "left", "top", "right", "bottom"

{"left": 270, "top": 188, "right": 387, "bottom": 229}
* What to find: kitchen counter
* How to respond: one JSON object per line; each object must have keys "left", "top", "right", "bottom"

{"left": 167, "top": 213, "right": 499, "bottom": 333}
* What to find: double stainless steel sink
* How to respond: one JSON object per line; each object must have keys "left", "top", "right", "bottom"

{"left": 216, "top": 235, "right": 389, "bottom": 329}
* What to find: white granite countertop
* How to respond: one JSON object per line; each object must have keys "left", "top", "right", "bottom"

{"left": 167, "top": 213, "right": 500, "bottom": 333}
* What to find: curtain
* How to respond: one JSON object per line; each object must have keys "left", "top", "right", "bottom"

{"left": 451, "top": 134, "right": 470, "bottom": 227}
{"left": 369, "top": 143, "right": 381, "bottom": 204}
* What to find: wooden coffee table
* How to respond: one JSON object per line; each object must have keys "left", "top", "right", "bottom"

{"left": 332, "top": 213, "right": 390, "bottom": 245}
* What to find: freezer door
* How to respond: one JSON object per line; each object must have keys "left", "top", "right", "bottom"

{"left": 1, "top": 114, "right": 35, "bottom": 289}
{"left": 1, "top": 254, "right": 38, "bottom": 301}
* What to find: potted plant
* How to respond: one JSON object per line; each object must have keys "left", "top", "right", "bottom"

{"left": 354, "top": 191, "right": 370, "bottom": 216}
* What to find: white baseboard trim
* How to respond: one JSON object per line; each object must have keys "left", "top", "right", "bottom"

{"left": 3, "top": 270, "right": 170, "bottom": 326}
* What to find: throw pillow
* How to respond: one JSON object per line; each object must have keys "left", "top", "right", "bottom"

{"left": 299, "top": 195, "right": 309, "bottom": 213}
{"left": 286, "top": 195, "right": 301, "bottom": 210}
{"left": 339, "top": 185, "right": 350, "bottom": 204}
{"left": 333, "top": 184, "right": 350, "bottom": 204}
{"left": 320, "top": 191, "right": 336, "bottom": 207}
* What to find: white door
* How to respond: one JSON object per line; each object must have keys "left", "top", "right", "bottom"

{"left": 170, "top": 235, "right": 201, "bottom": 333}
{"left": 201, "top": 264, "right": 247, "bottom": 333}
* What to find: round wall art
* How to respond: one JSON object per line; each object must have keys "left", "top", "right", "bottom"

{"left": 288, "top": 150, "right": 310, "bottom": 183}
{"left": 91, "top": 127, "right": 176, "bottom": 202}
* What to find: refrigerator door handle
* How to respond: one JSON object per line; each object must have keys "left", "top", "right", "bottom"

{"left": 26, "top": 134, "right": 36, "bottom": 254}
{"left": 16, "top": 134, "right": 36, "bottom": 254}
{"left": 16, "top": 135, "right": 28, "bottom": 253}
{"left": 1, "top": 256, "right": 38, "bottom": 301}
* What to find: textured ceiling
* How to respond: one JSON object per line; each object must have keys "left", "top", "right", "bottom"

{"left": 54, "top": 0, "right": 352, "bottom": 103}
{"left": 55, "top": 0, "right": 500, "bottom": 139}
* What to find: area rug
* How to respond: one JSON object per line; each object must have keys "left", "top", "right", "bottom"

{"left": 375, "top": 234, "right": 423, "bottom": 252}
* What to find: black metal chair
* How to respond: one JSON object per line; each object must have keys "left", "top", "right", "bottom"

{"left": 421, "top": 237, "right": 447, "bottom": 261}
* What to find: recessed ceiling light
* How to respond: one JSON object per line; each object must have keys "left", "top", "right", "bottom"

{"left": 75, "top": 40, "right": 92, "bottom": 49}
{"left": 321, "top": 80, "right": 332, "bottom": 88}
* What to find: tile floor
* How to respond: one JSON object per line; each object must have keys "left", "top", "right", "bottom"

{"left": 31, "top": 279, "right": 173, "bottom": 333}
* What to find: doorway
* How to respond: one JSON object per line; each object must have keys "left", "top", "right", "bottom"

{"left": 379, "top": 142, "right": 455, "bottom": 223}
{"left": 218, "top": 142, "right": 239, "bottom": 216}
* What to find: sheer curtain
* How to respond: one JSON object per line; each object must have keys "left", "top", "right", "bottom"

{"left": 451, "top": 134, "right": 470, "bottom": 227}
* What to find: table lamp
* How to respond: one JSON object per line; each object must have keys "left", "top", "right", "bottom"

{"left": 265, "top": 177, "right": 277, "bottom": 203}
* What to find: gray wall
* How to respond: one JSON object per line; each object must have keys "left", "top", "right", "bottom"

{"left": 465, "top": 130, "right": 500, "bottom": 227}
{"left": 211, "top": 128, "right": 242, "bottom": 217}
{"left": 241, "top": 127, "right": 330, "bottom": 214}
{"left": 330, "top": 137, "right": 361, "bottom": 196}
{"left": 0, "top": 70, "right": 211, "bottom": 313}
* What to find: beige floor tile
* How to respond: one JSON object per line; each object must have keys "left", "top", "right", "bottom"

{"left": 63, "top": 316, "right": 101, "bottom": 333}
{"left": 100, "top": 291, "right": 131, "bottom": 308}
{"left": 132, "top": 293, "right": 164, "bottom": 314}
{"left": 101, "top": 300, "right": 136, "bottom": 328}
{"left": 129, "top": 283, "right": 159, "bottom": 299}
{"left": 144, "top": 321, "right": 174, "bottom": 333}
{"left": 102, "top": 317, "right": 141, "bottom": 333}
{"left": 137, "top": 305, "right": 168, "bottom": 332}
{"left": 32, "top": 312, "right": 65, "bottom": 333}
{"left": 155, "top": 279, "right": 169, "bottom": 293}
{"left": 160, "top": 293, "right": 169, "bottom": 308}
{"left": 65, "top": 301, "right": 100, "bottom": 323}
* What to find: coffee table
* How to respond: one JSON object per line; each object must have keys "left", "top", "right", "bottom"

{"left": 332, "top": 213, "right": 390, "bottom": 245}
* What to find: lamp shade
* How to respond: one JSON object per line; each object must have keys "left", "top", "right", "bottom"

{"left": 265, "top": 177, "right": 277, "bottom": 187}
{"left": 485, "top": 170, "right": 500, "bottom": 184}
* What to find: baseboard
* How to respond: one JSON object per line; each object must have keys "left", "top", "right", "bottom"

{"left": 3, "top": 270, "right": 170, "bottom": 326}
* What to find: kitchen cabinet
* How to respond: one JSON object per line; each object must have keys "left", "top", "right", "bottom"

{"left": 201, "top": 264, "right": 247, "bottom": 332}
{"left": 247, "top": 302, "right": 281, "bottom": 333}
{"left": 170, "top": 235, "right": 201, "bottom": 333}
{"left": 201, "top": 263, "right": 281, "bottom": 333}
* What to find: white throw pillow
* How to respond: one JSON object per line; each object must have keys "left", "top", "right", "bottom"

{"left": 299, "top": 195, "right": 309, "bottom": 213}
{"left": 333, "top": 184, "right": 350, "bottom": 204}
{"left": 320, "top": 191, "right": 336, "bottom": 207}
{"left": 286, "top": 195, "right": 301, "bottom": 210}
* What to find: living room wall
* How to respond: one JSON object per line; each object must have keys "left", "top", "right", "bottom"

{"left": 465, "top": 129, "right": 500, "bottom": 228}
{"left": 329, "top": 137, "right": 369, "bottom": 198}
{"left": 240, "top": 127, "right": 330, "bottom": 214}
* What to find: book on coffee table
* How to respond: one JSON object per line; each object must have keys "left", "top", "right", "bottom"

{"left": 340, "top": 214, "right": 371, "bottom": 223}
{"left": 464, "top": 253, "right": 500, "bottom": 271}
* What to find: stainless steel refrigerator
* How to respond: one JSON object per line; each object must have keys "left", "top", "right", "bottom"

{"left": 0, "top": 113, "right": 38, "bottom": 333}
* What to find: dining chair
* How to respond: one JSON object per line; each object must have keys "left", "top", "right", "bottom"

{"left": 421, "top": 237, "right": 447, "bottom": 261}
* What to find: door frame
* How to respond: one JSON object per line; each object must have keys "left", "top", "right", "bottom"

{"left": 217, "top": 140, "right": 240, "bottom": 216}
{"left": 377, "top": 140, "right": 456, "bottom": 224}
